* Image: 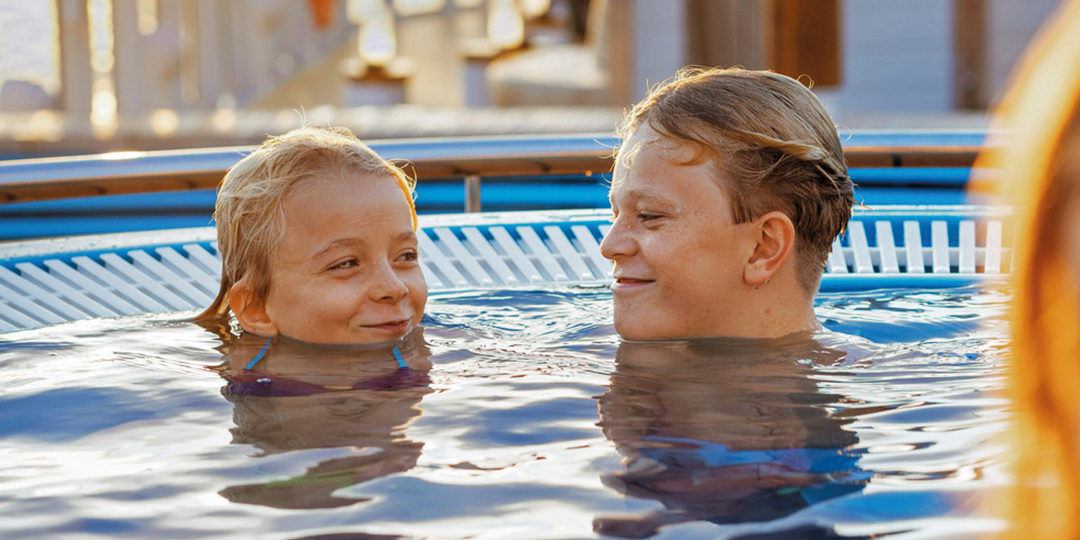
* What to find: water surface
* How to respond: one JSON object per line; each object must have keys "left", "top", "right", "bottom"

{"left": 0, "top": 285, "right": 1010, "bottom": 538}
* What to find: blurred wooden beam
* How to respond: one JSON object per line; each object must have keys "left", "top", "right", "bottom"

{"left": 769, "top": 0, "right": 841, "bottom": 87}
{"left": 686, "top": 0, "right": 769, "bottom": 69}
{"left": 954, "top": 0, "right": 988, "bottom": 109}
{"left": 0, "top": 134, "right": 986, "bottom": 205}
{"left": 684, "top": 0, "right": 840, "bottom": 86}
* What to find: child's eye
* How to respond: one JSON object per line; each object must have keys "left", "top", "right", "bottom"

{"left": 399, "top": 250, "right": 419, "bottom": 263}
{"left": 328, "top": 258, "right": 358, "bottom": 271}
{"left": 638, "top": 212, "right": 662, "bottom": 222}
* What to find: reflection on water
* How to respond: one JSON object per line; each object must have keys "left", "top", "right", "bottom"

{"left": 0, "top": 286, "right": 1009, "bottom": 538}
{"left": 595, "top": 336, "right": 867, "bottom": 538}
{"left": 214, "top": 330, "right": 432, "bottom": 509}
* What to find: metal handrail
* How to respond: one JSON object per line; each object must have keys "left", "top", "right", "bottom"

{"left": 0, "top": 132, "right": 988, "bottom": 211}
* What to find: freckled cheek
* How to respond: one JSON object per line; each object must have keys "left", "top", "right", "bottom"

{"left": 305, "top": 282, "right": 365, "bottom": 317}
{"left": 406, "top": 271, "right": 429, "bottom": 319}
{"left": 637, "top": 229, "right": 675, "bottom": 255}
{"left": 407, "top": 268, "right": 428, "bottom": 292}
{"left": 267, "top": 278, "right": 310, "bottom": 317}
{"left": 638, "top": 232, "right": 695, "bottom": 272}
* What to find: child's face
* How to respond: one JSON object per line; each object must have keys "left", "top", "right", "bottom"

{"left": 259, "top": 173, "right": 426, "bottom": 344}
{"left": 600, "top": 126, "right": 758, "bottom": 339}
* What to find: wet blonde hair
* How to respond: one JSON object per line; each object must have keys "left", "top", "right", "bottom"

{"left": 978, "top": 1, "right": 1080, "bottom": 537}
{"left": 617, "top": 66, "right": 854, "bottom": 293}
{"left": 195, "top": 126, "right": 417, "bottom": 323}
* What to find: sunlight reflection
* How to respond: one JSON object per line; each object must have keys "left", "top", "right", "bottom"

{"left": 18, "top": 110, "right": 64, "bottom": 142}
{"left": 359, "top": 1, "right": 398, "bottom": 66}
{"left": 136, "top": 0, "right": 158, "bottom": 36}
{"left": 393, "top": 0, "right": 445, "bottom": 16}
{"left": 90, "top": 88, "right": 117, "bottom": 138}
{"left": 100, "top": 150, "right": 145, "bottom": 160}
{"left": 519, "top": 0, "right": 551, "bottom": 19}
{"left": 88, "top": 0, "right": 117, "bottom": 139}
{"left": 150, "top": 108, "right": 178, "bottom": 137}
{"left": 347, "top": 0, "right": 385, "bottom": 23}
{"left": 211, "top": 107, "right": 236, "bottom": 133}
{"left": 488, "top": 0, "right": 524, "bottom": 50}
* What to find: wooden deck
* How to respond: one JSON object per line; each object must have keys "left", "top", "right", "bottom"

{"left": 0, "top": 131, "right": 988, "bottom": 206}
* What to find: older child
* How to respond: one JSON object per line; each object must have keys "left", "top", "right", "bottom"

{"left": 600, "top": 67, "right": 854, "bottom": 339}
{"left": 197, "top": 126, "right": 427, "bottom": 358}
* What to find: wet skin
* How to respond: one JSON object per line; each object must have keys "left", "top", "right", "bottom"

{"left": 601, "top": 125, "right": 759, "bottom": 339}
{"left": 258, "top": 173, "right": 427, "bottom": 344}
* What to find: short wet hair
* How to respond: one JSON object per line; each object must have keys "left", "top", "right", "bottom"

{"left": 196, "top": 125, "right": 417, "bottom": 322}
{"left": 617, "top": 66, "right": 854, "bottom": 293}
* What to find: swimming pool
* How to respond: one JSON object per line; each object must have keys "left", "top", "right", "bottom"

{"left": 0, "top": 133, "right": 1010, "bottom": 537}
{"left": 0, "top": 205, "right": 1012, "bottom": 538}
{"left": 0, "top": 282, "right": 1009, "bottom": 538}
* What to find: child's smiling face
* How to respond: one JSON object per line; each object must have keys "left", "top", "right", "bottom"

{"left": 600, "top": 126, "right": 757, "bottom": 339}
{"left": 254, "top": 172, "right": 426, "bottom": 344}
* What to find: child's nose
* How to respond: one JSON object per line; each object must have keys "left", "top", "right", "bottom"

{"left": 600, "top": 219, "right": 636, "bottom": 261}
{"left": 369, "top": 261, "right": 409, "bottom": 302}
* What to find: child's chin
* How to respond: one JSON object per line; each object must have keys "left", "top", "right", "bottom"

{"left": 356, "top": 323, "right": 423, "bottom": 344}
{"left": 280, "top": 326, "right": 418, "bottom": 348}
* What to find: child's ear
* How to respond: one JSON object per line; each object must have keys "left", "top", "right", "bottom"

{"left": 228, "top": 280, "right": 279, "bottom": 337}
{"left": 743, "top": 211, "right": 796, "bottom": 287}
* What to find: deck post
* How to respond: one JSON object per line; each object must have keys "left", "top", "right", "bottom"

{"left": 56, "top": 0, "right": 93, "bottom": 115}
{"left": 196, "top": 0, "right": 227, "bottom": 108}
{"left": 111, "top": 0, "right": 185, "bottom": 114}
{"left": 465, "top": 174, "right": 482, "bottom": 212}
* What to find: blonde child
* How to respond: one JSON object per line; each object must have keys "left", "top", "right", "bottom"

{"left": 196, "top": 126, "right": 428, "bottom": 387}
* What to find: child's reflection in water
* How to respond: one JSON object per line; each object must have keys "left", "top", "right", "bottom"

{"left": 212, "top": 328, "right": 431, "bottom": 509}
{"left": 595, "top": 336, "right": 868, "bottom": 537}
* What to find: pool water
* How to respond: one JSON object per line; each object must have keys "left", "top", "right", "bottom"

{"left": 0, "top": 285, "right": 1010, "bottom": 539}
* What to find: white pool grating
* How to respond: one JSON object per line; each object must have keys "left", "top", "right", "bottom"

{"left": 0, "top": 208, "right": 1012, "bottom": 333}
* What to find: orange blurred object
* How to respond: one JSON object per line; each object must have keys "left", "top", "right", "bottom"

{"left": 309, "top": 0, "right": 336, "bottom": 29}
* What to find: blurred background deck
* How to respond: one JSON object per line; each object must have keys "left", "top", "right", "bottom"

{"left": 0, "top": 0, "right": 1063, "bottom": 157}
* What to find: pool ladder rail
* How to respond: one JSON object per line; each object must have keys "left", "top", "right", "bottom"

{"left": 0, "top": 205, "right": 1011, "bottom": 334}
